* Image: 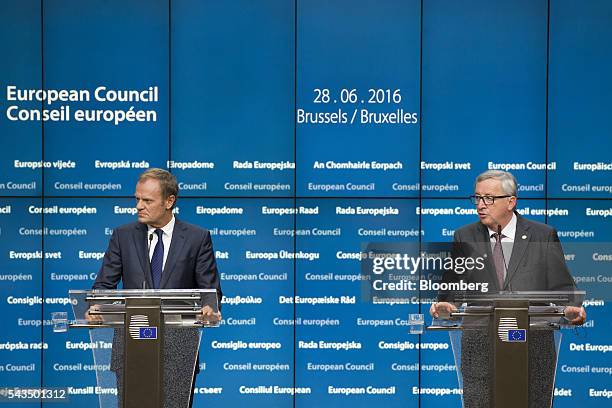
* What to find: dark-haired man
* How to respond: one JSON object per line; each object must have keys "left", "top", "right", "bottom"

{"left": 94, "top": 168, "right": 222, "bottom": 298}
{"left": 92, "top": 168, "right": 222, "bottom": 407}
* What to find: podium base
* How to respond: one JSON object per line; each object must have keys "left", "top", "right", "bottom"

{"left": 114, "top": 327, "right": 200, "bottom": 408}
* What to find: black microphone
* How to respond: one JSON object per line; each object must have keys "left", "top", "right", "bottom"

{"left": 144, "top": 233, "right": 154, "bottom": 290}
{"left": 497, "top": 224, "right": 507, "bottom": 267}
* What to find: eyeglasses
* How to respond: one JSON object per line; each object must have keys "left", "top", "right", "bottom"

{"left": 469, "top": 195, "right": 512, "bottom": 205}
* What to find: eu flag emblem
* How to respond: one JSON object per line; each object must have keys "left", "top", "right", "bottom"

{"left": 139, "top": 327, "right": 157, "bottom": 339}
{"left": 507, "top": 329, "right": 526, "bottom": 342}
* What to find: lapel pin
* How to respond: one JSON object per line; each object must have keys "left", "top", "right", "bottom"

{"left": 522, "top": 235, "right": 527, "bottom": 240}
{"left": 483, "top": 254, "right": 487, "bottom": 258}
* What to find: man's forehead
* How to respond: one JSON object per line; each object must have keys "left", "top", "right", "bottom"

{"left": 475, "top": 179, "right": 503, "bottom": 193}
{"left": 135, "top": 179, "right": 162, "bottom": 195}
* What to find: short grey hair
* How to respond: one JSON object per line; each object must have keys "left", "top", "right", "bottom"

{"left": 138, "top": 168, "right": 179, "bottom": 206}
{"left": 475, "top": 170, "right": 517, "bottom": 196}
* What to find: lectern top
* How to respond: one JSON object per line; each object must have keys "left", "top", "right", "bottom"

{"left": 68, "top": 288, "right": 220, "bottom": 328}
{"left": 454, "top": 290, "right": 585, "bottom": 305}
{"left": 70, "top": 288, "right": 218, "bottom": 296}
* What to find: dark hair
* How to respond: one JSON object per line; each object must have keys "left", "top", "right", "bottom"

{"left": 138, "top": 168, "right": 178, "bottom": 206}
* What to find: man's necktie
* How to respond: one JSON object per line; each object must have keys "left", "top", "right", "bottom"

{"left": 150, "top": 229, "right": 164, "bottom": 289}
{"left": 492, "top": 232, "right": 505, "bottom": 290}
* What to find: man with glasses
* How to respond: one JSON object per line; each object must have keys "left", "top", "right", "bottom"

{"left": 429, "top": 170, "right": 585, "bottom": 407}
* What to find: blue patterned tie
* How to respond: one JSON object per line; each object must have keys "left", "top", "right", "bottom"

{"left": 150, "top": 229, "right": 164, "bottom": 289}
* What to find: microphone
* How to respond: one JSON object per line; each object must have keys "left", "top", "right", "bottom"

{"left": 144, "top": 233, "right": 153, "bottom": 290}
{"left": 497, "top": 224, "right": 508, "bottom": 268}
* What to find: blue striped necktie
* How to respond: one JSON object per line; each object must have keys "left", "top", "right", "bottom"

{"left": 150, "top": 229, "right": 164, "bottom": 289}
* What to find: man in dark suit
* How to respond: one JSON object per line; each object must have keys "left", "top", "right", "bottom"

{"left": 429, "top": 170, "right": 585, "bottom": 407}
{"left": 93, "top": 168, "right": 222, "bottom": 299}
{"left": 91, "top": 168, "right": 222, "bottom": 408}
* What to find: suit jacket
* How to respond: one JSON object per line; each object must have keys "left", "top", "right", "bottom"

{"left": 92, "top": 219, "right": 221, "bottom": 386}
{"left": 93, "top": 219, "right": 222, "bottom": 300}
{"left": 445, "top": 213, "right": 577, "bottom": 296}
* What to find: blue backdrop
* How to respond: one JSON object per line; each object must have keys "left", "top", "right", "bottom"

{"left": 0, "top": 0, "right": 610, "bottom": 407}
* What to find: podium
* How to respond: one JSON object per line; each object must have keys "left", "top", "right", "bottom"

{"left": 427, "top": 291, "right": 584, "bottom": 408}
{"left": 63, "top": 289, "right": 219, "bottom": 408}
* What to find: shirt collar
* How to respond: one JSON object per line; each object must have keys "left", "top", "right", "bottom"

{"left": 147, "top": 215, "right": 175, "bottom": 238}
{"left": 488, "top": 212, "right": 517, "bottom": 240}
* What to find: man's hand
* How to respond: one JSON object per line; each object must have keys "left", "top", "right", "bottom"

{"left": 198, "top": 305, "right": 221, "bottom": 324}
{"left": 564, "top": 306, "right": 586, "bottom": 325}
{"left": 85, "top": 304, "right": 103, "bottom": 323}
{"left": 429, "top": 302, "right": 457, "bottom": 319}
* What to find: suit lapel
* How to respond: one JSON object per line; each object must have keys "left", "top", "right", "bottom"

{"left": 133, "top": 223, "right": 153, "bottom": 288}
{"left": 160, "top": 220, "right": 187, "bottom": 288}
{"left": 504, "top": 214, "right": 530, "bottom": 288}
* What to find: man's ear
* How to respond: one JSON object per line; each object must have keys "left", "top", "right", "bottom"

{"left": 507, "top": 196, "right": 517, "bottom": 211}
{"left": 166, "top": 195, "right": 176, "bottom": 210}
